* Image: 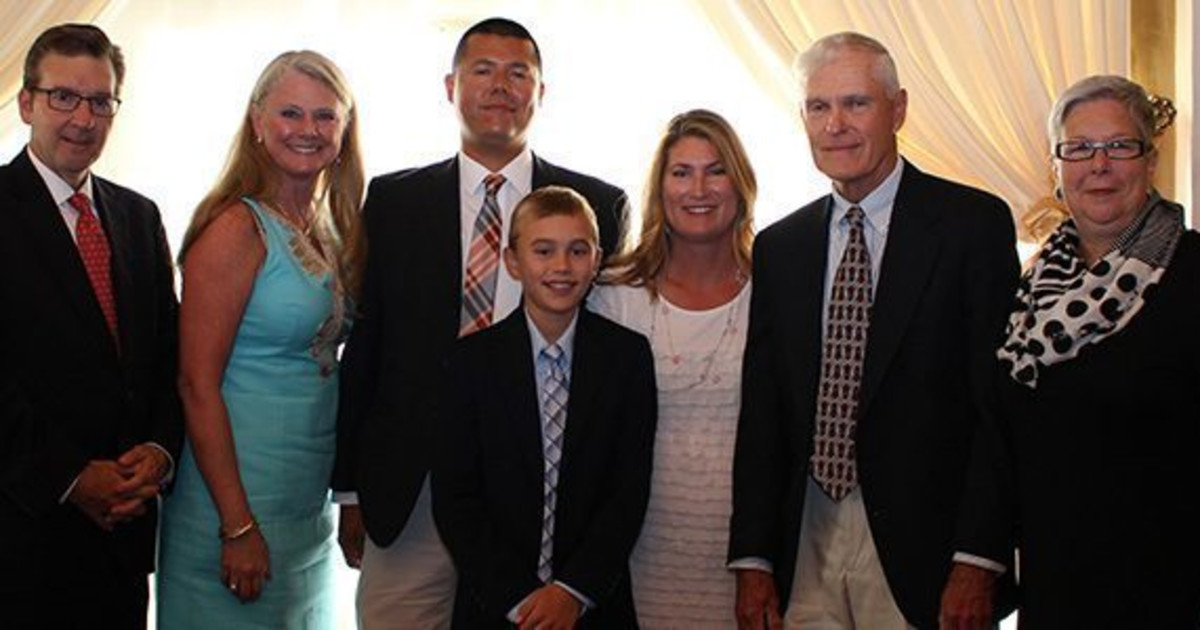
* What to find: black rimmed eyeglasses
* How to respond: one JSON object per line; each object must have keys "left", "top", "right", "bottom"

{"left": 27, "top": 87, "right": 121, "bottom": 117}
{"left": 1054, "top": 139, "right": 1146, "bottom": 162}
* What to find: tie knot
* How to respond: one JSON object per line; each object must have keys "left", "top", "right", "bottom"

{"left": 542, "top": 343, "right": 564, "bottom": 364}
{"left": 483, "top": 173, "right": 506, "bottom": 197}
{"left": 68, "top": 192, "right": 94, "bottom": 216}
{"left": 846, "top": 205, "right": 864, "bottom": 227}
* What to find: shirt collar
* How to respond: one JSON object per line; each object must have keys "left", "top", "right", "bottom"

{"left": 526, "top": 308, "right": 578, "bottom": 366}
{"left": 829, "top": 157, "right": 904, "bottom": 232}
{"left": 27, "top": 145, "right": 94, "bottom": 209}
{"left": 458, "top": 147, "right": 534, "bottom": 196}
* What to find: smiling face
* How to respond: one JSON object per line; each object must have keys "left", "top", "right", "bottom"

{"left": 251, "top": 68, "right": 348, "bottom": 185}
{"left": 661, "top": 135, "right": 740, "bottom": 246}
{"left": 19, "top": 53, "right": 116, "bottom": 188}
{"left": 801, "top": 47, "right": 906, "bottom": 202}
{"left": 1056, "top": 98, "right": 1156, "bottom": 257}
{"left": 446, "top": 33, "right": 543, "bottom": 168}
{"left": 504, "top": 212, "right": 600, "bottom": 342}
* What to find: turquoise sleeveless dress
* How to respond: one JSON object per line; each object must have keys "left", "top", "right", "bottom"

{"left": 157, "top": 198, "right": 348, "bottom": 629}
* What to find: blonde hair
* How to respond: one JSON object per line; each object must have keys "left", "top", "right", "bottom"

{"left": 509, "top": 185, "right": 600, "bottom": 249}
{"left": 179, "top": 50, "right": 365, "bottom": 298}
{"left": 604, "top": 109, "right": 756, "bottom": 296}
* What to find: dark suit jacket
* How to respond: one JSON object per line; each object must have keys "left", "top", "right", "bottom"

{"left": 958, "top": 232, "right": 1200, "bottom": 629}
{"left": 0, "top": 150, "right": 183, "bottom": 595}
{"left": 729, "top": 161, "right": 1019, "bottom": 628}
{"left": 433, "top": 307, "right": 656, "bottom": 628}
{"left": 335, "top": 154, "right": 630, "bottom": 546}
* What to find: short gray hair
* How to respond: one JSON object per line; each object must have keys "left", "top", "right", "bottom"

{"left": 795, "top": 31, "right": 900, "bottom": 98}
{"left": 1047, "top": 75, "right": 1156, "bottom": 150}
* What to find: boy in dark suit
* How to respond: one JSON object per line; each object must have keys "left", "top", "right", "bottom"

{"left": 435, "top": 186, "right": 656, "bottom": 629}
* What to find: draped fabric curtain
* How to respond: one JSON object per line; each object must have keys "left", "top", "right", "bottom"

{"left": 695, "top": 0, "right": 1129, "bottom": 240}
{"left": 0, "top": 1, "right": 113, "bottom": 143}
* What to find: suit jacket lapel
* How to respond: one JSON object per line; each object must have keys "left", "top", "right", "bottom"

{"left": 7, "top": 153, "right": 118, "bottom": 358}
{"left": 434, "top": 158, "right": 464, "bottom": 330}
{"left": 560, "top": 311, "right": 602, "bottom": 472}
{"left": 788, "top": 199, "right": 833, "bottom": 417}
{"left": 862, "top": 162, "right": 939, "bottom": 410}
{"left": 495, "top": 310, "right": 546, "bottom": 483}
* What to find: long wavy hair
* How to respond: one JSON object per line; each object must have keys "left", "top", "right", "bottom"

{"left": 179, "top": 50, "right": 365, "bottom": 298}
{"left": 603, "top": 109, "right": 756, "bottom": 297}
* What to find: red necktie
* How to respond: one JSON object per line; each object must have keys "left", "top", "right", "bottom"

{"left": 68, "top": 192, "right": 119, "bottom": 342}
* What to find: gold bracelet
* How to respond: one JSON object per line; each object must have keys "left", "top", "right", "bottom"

{"left": 219, "top": 518, "right": 257, "bottom": 541}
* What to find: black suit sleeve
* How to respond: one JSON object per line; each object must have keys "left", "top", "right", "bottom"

{"left": 333, "top": 181, "right": 386, "bottom": 493}
{"left": 556, "top": 329, "right": 656, "bottom": 604}
{"left": 145, "top": 205, "right": 184, "bottom": 465}
{"left": 954, "top": 201, "right": 1021, "bottom": 566}
{"left": 728, "top": 232, "right": 790, "bottom": 565}
{"left": 0, "top": 370, "right": 89, "bottom": 517}
{"left": 434, "top": 339, "right": 538, "bottom": 616}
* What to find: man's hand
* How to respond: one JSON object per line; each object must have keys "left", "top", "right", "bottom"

{"left": 107, "top": 443, "right": 170, "bottom": 519}
{"left": 338, "top": 504, "right": 365, "bottom": 569}
{"left": 939, "top": 562, "right": 997, "bottom": 630}
{"left": 736, "top": 569, "right": 782, "bottom": 630}
{"left": 67, "top": 460, "right": 141, "bottom": 530}
{"left": 516, "top": 583, "right": 582, "bottom": 630}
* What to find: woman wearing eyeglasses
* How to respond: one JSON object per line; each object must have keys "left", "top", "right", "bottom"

{"left": 953, "top": 75, "right": 1200, "bottom": 628}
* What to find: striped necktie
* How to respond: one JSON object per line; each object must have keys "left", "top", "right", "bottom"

{"left": 69, "top": 192, "right": 119, "bottom": 342}
{"left": 812, "top": 205, "right": 871, "bottom": 501}
{"left": 537, "top": 343, "right": 568, "bottom": 582}
{"left": 460, "top": 173, "right": 506, "bottom": 337}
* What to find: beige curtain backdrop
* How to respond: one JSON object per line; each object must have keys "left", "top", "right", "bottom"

{"left": 695, "top": 0, "right": 1129, "bottom": 240}
{"left": 0, "top": 0, "right": 112, "bottom": 142}
{"left": 2, "top": 1, "right": 1130, "bottom": 241}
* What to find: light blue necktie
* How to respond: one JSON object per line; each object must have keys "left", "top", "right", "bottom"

{"left": 537, "top": 343, "right": 568, "bottom": 582}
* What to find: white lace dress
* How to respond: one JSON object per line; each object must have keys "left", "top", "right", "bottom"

{"left": 589, "top": 281, "right": 750, "bottom": 629}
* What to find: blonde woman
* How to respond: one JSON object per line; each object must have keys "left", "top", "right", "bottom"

{"left": 590, "top": 109, "right": 756, "bottom": 628}
{"left": 156, "top": 50, "right": 363, "bottom": 628}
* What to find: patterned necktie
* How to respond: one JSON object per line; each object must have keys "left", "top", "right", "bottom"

{"left": 460, "top": 173, "right": 506, "bottom": 337}
{"left": 812, "top": 205, "right": 871, "bottom": 501}
{"left": 537, "top": 343, "right": 568, "bottom": 582}
{"left": 69, "top": 192, "right": 119, "bottom": 342}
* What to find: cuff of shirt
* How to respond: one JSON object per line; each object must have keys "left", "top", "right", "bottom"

{"left": 952, "top": 551, "right": 1007, "bottom": 575}
{"left": 333, "top": 491, "right": 359, "bottom": 505}
{"left": 727, "top": 556, "right": 774, "bottom": 573}
{"left": 58, "top": 475, "right": 81, "bottom": 504}
{"left": 146, "top": 441, "right": 176, "bottom": 485}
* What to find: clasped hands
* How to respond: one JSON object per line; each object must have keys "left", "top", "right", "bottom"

{"left": 67, "top": 443, "right": 170, "bottom": 531}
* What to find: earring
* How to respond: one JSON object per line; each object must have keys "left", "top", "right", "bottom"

{"left": 256, "top": 136, "right": 263, "bottom": 144}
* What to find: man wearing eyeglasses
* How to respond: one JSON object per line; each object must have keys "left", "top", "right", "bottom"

{"left": 0, "top": 23, "right": 182, "bottom": 629}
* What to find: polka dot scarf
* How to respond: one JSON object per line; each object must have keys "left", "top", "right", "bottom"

{"left": 999, "top": 193, "right": 1184, "bottom": 388}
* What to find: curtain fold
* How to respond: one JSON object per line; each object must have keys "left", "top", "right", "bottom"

{"left": 0, "top": 1, "right": 113, "bottom": 148}
{"left": 695, "top": 0, "right": 1129, "bottom": 240}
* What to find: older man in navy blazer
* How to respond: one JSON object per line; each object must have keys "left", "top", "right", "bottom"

{"left": 729, "top": 32, "right": 1019, "bottom": 630}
